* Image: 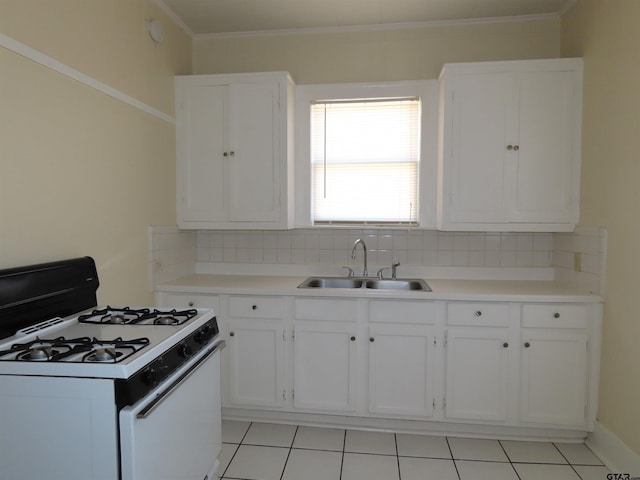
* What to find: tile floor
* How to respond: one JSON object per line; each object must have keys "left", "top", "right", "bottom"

{"left": 217, "top": 420, "right": 611, "bottom": 480}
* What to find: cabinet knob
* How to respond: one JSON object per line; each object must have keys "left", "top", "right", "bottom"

{"left": 188, "top": 301, "right": 194, "bottom": 307}
{"left": 503, "top": 342, "right": 509, "bottom": 348}
{"left": 474, "top": 311, "right": 482, "bottom": 317}
{"left": 350, "top": 336, "right": 356, "bottom": 342}
{"left": 554, "top": 312, "right": 560, "bottom": 319}
{"left": 524, "top": 342, "right": 530, "bottom": 348}
{"left": 252, "top": 305, "right": 257, "bottom": 310}
{"left": 507, "top": 145, "right": 513, "bottom": 150}
{"left": 229, "top": 331, "right": 235, "bottom": 337}
{"left": 229, "top": 151, "right": 235, "bottom": 157}
{"left": 513, "top": 145, "right": 520, "bottom": 151}
{"left": 223, "top": 152, "right": 228, "bottom": 157}
{"left": 369, "top": 337, "right": 375, "bottom": 342}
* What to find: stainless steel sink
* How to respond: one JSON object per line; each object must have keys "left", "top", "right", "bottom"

{"left": 297, "top": 277, "right": 431, "bottom": 292}
{"left": 364, "top": 279, "right": 431, "bottom": 291}
{"left": 297, "top": 277, "right": 364, "bottom": 289}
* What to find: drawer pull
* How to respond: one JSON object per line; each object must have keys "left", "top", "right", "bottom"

{"left": 524, "top": 342, "right": 530, "bottom": 348}
{"left": 474, "top": 311, "right": 482, "bottom": 317}
{"left": 188, "top": 301, "right": 194, "bottom": 307}
{"left": 229, "top": 331, "right": 235, "bottom": 337}
{"left": 252, "top": 305, "right": 257, "bottom": 310}
{"left": 369, "top": 337, "right": 375, "bottom": 342}
{"left": 503, "top": 342, "right": 509, "bottom": 348}
{"left": 350, "top": 336, "right": 356, "bottom": 342}
{"left": 554, "top": 312, "right": 560, "bottom": 319}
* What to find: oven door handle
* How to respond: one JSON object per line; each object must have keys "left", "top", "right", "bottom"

{"left": 136, "top": 340, "right": 226, "bottom": 419}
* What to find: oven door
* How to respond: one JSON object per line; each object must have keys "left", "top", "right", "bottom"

{"left": 119, "top": 340, "right": 225, "bottom": 480}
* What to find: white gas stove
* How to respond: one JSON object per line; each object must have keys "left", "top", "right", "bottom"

{"left": 0, "top": 257, "right": 224, "bottom": 480}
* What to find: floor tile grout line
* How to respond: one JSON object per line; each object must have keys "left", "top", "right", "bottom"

{"left": 220, "top": 421, "right": 253, "bottom": 479}
{"left": 278, "top": 425, "right": 298, "bottom": 480}
{"left": 498, "top": 438, "right": 523, "bottom": 480}
{"left": 552, "top": 441, "right": 585, "bottom": 480}
{"left": 394, "top": 433, "right": 401, "bottom": 480}
{"left": 445, "top": 437, "right": 463, "bottom": 480}
{"left": 339, "top": 428, "right": 347, "bottom": 480}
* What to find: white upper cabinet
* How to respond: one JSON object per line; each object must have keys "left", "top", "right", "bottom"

{"left": 437, "top": 59, "right": 583, "bottom": 231}
{"left": 175, "top": 72, "right": 295, "bottom": 229}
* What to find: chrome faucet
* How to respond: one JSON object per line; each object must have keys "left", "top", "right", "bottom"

{"left": 351, "top": 238, "right": 368, "bottom": 277}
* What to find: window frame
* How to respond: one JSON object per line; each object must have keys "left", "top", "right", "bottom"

{"left": 295, "top": 80, "right": 438, "bottom": 229}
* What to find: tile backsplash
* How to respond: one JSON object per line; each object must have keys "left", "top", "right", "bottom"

{"left": 150, "top": 226, "right": 607, "bottom": 295}
{"left": 553, "top": 226, "right": 607, "bottom": 295}
{"left": 195, "top": 229, "right": 554, "bottom": 269}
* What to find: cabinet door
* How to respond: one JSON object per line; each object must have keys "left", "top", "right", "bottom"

{"left": 228, "top": 82, "right": 280, "bottom": 222}
{"left": 445, "top": 328, "right": 510, "bottom": 422}
{"left": 447, "top": 72, "right": 514, "bottom": 223}
{"left": 176, "top": 83, "right": 228, "bottom": 223}
{"left": 368, "top": 324, "right": 435, "bottom": 418}
{"left": 227, "top": 318, "right": 285, "bottom": 408}
{"left": 520, "top": 330, "right": 588, "bottom": 427}
{"left": 512, "top": 71, "right": 578, "bottom": 223}
{"left": 293, "top": 321, "right": 357, "bottom": 412}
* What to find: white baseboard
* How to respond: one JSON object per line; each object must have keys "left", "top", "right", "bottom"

{"left": 586, "top": 421, "right": 640, "bottom": 475}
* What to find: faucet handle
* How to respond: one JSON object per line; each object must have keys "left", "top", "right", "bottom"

{"left": 392, "top": 259, "right": 400, "bottom": 267}
{"left": 341, "top": 266, "right": 355, "bottom": 278}
{"left": 376, "top": 267, "right": 390, "bottom": 279}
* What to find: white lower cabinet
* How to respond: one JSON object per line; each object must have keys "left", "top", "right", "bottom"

{"left": 445, "top": 328, "right": 511, "bottom": 422}
{"left": 227, "top": 317, "right": 286, "bottom": 408}
{"left": 154, "top": 289, "right": 601, "bottom": 435}
{"left": 519, "top": 304, "right": 590, "bottom": 428}
{"left": 293, "top": 321, "right": 357, "bottom": 412}
{"left": 368, "top": 323, "right": 436, "bottom": 418}
{"left": 226, "top": 296, "right": 286, "bottom": 409}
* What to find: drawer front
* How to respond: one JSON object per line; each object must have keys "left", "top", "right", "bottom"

{"left": 369, "top": 300, "right": 438, "bottom": 324}
{"left": 229, "top": 296, "right": 284, "bottom": 319}
{"left": 447, "top": 302, "right": 510, "bottom": 327}
{"left": 158, "top": 293, "right": 219, "bottom": 311}
{"left": 522, "top": 304, "right": 589, "bottom": 329}
{"left": 294, "top": 298, "right": 357, "bottom": 322}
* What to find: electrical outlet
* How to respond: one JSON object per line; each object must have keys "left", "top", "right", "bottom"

{"left": 573, "top": 253, "right": 582, "bottom": 272}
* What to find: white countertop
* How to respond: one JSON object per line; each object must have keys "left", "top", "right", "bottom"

{"left": 156, "top": 274, "right": 602, "bottom": 303}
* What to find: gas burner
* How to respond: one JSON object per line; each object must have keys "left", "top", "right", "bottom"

{"left": 85, "top": 347, "right": 120, "bottom": 363}
{"left": 21, "top": 346, "right": 56, "bottom": 361}
{"left": 154, "top": 316, "right": 179, "bottom": 325}
{"left": 78, "top": 307, "right": 151, "bottom": 325}
{"left": 141, "top": 309, "right": 198, "bottom": 326}
{"left": 103, "top": 315, "right": 127, "bottom": 325}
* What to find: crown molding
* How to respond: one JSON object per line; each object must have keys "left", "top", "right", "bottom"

{"left": 193, "top": 12, "right": 560, "bottom": 40}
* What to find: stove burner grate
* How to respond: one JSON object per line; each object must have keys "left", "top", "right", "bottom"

{"left": 77, "top": 307, "right": 198, "bottom": 326}
{"left": 0, "top": 336, "right": 150, "bottom": 363}
{"left": 78, "top": 306, "right": 151, "bottom": 325}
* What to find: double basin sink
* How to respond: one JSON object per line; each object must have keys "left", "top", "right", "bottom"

{"left": 298, "top": 277, "right": 431, "bottom": 292}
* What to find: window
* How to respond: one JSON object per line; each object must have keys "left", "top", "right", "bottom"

{"left": 295, "top": 81, "right": 438, "bottom": 228}
{"left": 311, "top": 98, "right": 420, "bottom": 224}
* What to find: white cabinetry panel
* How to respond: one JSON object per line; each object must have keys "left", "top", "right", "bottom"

{"left": 438, "top": 58, "right": 582, "bottom": 231}
{"left": 445, "top": 328, "right": 510, "bottom": 422}
{"left": 175, "top": 72, "right": 294, "bottom": 229}
{"left": 368, "top": 324, "right": 436, "bottom": 418}
{"left": 293, "top": 321, "right": 357, "bottom": 412}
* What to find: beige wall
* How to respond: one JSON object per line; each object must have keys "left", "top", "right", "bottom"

{"left": 562, "top": 1, "right": 640, "bottom": 455}
{"left": 194, "top": 18, "right": 560, "bottom": 82}
{"left": 0, "top": 0, "right": 192, "bottom": 304}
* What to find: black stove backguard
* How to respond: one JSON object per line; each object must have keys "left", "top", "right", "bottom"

{"left": 0, "top": 257, "right": 99, "bottom": 341}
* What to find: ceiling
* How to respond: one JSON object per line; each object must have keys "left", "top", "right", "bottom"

{"left": 156, "top": 0, "right": 575, "bottom": 36}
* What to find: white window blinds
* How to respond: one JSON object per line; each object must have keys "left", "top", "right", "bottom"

{"left": 311, "top": 98, "right": 420, "bottom": 224}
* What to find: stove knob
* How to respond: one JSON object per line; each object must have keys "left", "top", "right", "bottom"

{"left": 142, "top": 368, "right": 157, "bottom": 385}
{"left": 195, "top": 325, "right": 211, "bottom": 344}
{"left": 178, "top": 342, "right": 193, "bottom": 358}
